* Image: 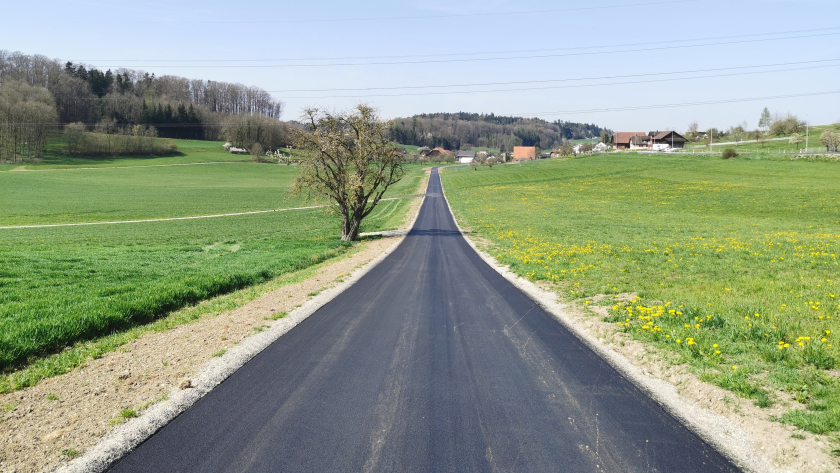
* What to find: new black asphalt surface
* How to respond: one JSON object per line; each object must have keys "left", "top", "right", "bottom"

{"left": 109, "top": 168, "right": 739, "bottom": 472}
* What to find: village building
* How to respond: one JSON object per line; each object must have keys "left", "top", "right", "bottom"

{"left": 456, "top": 150, "right": 477, "bottom": 164}
{"left": 629, "top": 135, "right": 648, "bottom": 150}
{"left": 593, "top": 142, "right": 609, "bottom": 152}
{"left": 648, "top": 131, "right": 687, "bottom": 149}
{"left": 512, "top": 146, "right": 536, "bottom": 162}
{"left": 420, "top": 147, "right": 453, "bottom": 159}
{"left": 612, "top": 132, "right": 648, "bottom": 150}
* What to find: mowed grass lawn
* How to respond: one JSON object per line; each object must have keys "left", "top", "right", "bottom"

{"left": 442, "top": 154, "right": 840, "bottom": 435}
{"left": 0, "top": 160, "right": 425, "bottom": 374}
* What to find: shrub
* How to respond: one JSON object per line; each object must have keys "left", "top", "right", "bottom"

{"left": 64, "top": 124, "right": 177, "bottom": 157}
{"left": 722, "top": 148, "right": 738, "bottom": 159}
{"left": 769, "top": 115, "right": 805, "bottom": 136}
{"left": 222, "top": 114, "right": 289, "bottom": 151}
{"left": 250, "top": 142, "right": 264, "bottom": 158}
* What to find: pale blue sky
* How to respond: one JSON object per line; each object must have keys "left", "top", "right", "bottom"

{"left": 3, "top": 0, "right": 839, "bottom": 132}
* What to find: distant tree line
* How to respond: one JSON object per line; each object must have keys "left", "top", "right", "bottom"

{"left": 0, "top": 80, "right": 57, "bottom": 161}
{"left": 389, "top": 113, "right": 610, "bottom": 150}
{"left": 64, "top": 123, "right": 177, "bottom": 157}
{"left": 684, "top": 108, "right": 819, "bottom": 149}
{"left": 0, "top": 50, "right": 289, "bottom": 155}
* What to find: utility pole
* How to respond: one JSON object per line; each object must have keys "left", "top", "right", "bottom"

{"left": 805, "top": 118, "right": 809, "bottom": 153}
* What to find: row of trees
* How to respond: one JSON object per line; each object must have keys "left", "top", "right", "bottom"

{"left": 389, "top": 113, "right": 610, "bottom": 150}
{"left": 64, "top": 123, "right": 177, "bottom": 156}
{"left": 0, "top": 50, "right": 288, "bottom": 153}
{"left": 221, "top": 114, "right": 290, "bottom": 152}
{"left": 0, "top": 81, "right": 57, "bottom": 162}
{"left": 684, "top": 109, "right": 814, "bottom": 147}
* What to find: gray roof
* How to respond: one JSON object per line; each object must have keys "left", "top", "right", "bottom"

{"left": 456, "top": 150, "right": 476, "bottom": 158}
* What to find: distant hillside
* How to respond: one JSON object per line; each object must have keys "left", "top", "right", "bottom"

{"left": 390, "top": 112, "right": 610, "bottom": 150}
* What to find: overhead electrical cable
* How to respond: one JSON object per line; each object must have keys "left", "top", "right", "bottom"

{"left": 264, "top": 58, "right": 840, "bottom": 92}
{"left": 92, "top": 31, "right": 840, "bottom": 68}
{"left": 12, "top": 90, "right": 840, "bottom": 126}
{"left": 76, "top": 27, "right": 840, "bottom": 63}
{"left": 281, "top": 64, "right": 840, "bottom": 98}
{"left": 54, "top": 60, "right": 840, "bottom": 101}
{"left": 33, "top": 0, "right": 697, "bottom": 25}
{"left": 513, "top": 91, "right": 840, "bottom": 117}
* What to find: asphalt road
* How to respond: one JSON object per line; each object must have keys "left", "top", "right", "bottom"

{"left": 109, "top": 168, "right": 739, "bottom": 472}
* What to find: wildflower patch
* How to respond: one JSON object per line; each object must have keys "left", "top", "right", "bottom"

{"left": 442, "top": 154, "right": 840, "bottom": 436}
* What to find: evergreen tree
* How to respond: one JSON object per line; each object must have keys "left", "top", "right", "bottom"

{"left": 758, "top": 107, "right": 772, "bottom": 131}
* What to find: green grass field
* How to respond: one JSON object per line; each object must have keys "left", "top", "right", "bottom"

{"left": 442, "top": 154, "right": 840, "bottom": 435}
{"left": 683, "top": 123, "right": 840, "bottom": 155}
{"left": 0, "top": 137, "right": 311, "bottom": 171}
{"left": 0, "top": 145, "right": 425, "bottom": 374}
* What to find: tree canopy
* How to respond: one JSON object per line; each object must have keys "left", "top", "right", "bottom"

{"left": 293, "top": 104, "right": 404, "bottom": 242}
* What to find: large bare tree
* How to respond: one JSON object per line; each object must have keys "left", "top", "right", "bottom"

{"left": 294, "top": 104, "right": 404, "bottom": 242}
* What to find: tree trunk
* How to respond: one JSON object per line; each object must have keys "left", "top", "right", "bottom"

{"left": 341, "top": 210, "right": 362, "bottom": 242}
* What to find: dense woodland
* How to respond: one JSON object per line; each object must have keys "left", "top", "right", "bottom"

{"left": 389, "top": 112, "right": 610, "bottom": 150}
{"left": 0, "top": 50, "right": 288, "bottom": 160}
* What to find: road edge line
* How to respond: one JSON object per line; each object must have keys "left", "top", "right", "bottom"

{"left": 437, "top": 168, "right": 776, "bottom": 473}
{"left": 56, "top": 177, "right": 430, "bottom": 473}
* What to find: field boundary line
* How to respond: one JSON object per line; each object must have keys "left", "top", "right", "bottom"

{"left": 0, "top": 195, "right": 426, "bottom": 230}
{"left": 56, "top": 172, "right": 430, "bottom": 473}
{"left": 437, "top": 167, "right": 775, "bottom": 473}
{"left": 10, "top": 161, "right": 249, "bottom": 172}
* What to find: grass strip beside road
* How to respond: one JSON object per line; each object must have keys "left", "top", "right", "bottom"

{"left": 0, "top": 160, "right": 425, "bottom": 373}
{"left": 0, "top": 241, "right": 374, "bottom": 394}
{"left": 441, "top": 154, "right": 840, "bottom": 435}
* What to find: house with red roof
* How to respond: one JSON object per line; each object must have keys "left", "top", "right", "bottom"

{"left": 611, "top": 132, "right": 648, "bottom": 150}
{"left": 512, "top": 146, "right": 536, "bottom": 162}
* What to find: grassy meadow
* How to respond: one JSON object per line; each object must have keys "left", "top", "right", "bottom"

{"left": 684, "top": 123, "right": 840, "bottom": 155}
{"left": 442, "top": 154, "right": 840, "bottom": 435}
{"left": 0, "top": 137, "right": 311, "bottom": 170}
{"left": 0, "top": 148, "right": 425, "bottom": 377}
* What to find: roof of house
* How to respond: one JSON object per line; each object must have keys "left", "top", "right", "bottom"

{"left": 512, "top": 146, "right": 536, "bottom": 159}
{"left": 650, "top": 131, "right": 687, "bottom": 141}
{"left": 613, "top": 132, "right": 648, "bottom": 144}
{"left": 433, "top": 147, "right": 452, "bottom": 154}
{"left": 456, "top": 150, "right": 476, "bottom": 158}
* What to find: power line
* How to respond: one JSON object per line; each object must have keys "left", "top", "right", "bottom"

{"left": 29, "top": 0, "right": 697, "bottom": 25}
{"left": 281, "top": 63, "right": 840, "bottom": 99}
{"left": 513, "top": 91, "right": 840, "bottom": 117}
{"left": 10, "top": 90, "right": 840, "bottom": 125}
{"left": 91, "top": 31, "right": 840, "bottom": 69}
{"left": 264, "top": 58, "right": 840, "bottom": 92}
{"left": 76, "top": 27, "right": 840, "bottom": 63}
{"left": 45, "top": 59, "right": 840, "bottom": 101}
